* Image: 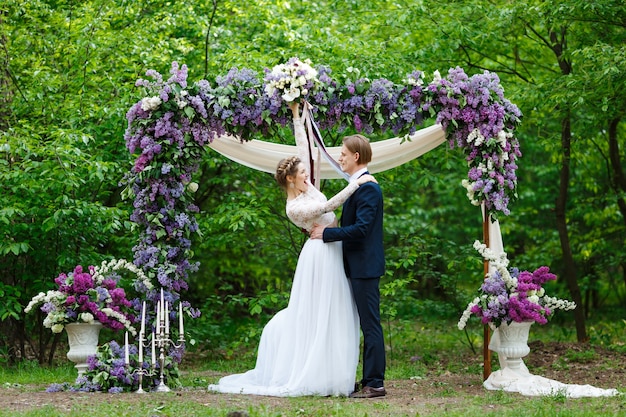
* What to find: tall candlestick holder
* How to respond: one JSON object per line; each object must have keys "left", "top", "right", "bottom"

{"left": 127, "top": 295, "right": 185, "bottom": 393}
{"left": 154, "top": 318, "right": 185, "bottom": 393}
{"left": 132, "top": 332, "right": 154, "bottom": 394}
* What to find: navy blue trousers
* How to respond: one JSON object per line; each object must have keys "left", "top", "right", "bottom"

{"left": 350, "top": 277, "right": 386, "bottom": 388}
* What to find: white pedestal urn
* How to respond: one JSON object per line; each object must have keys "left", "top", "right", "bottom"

{"left": 65, "top": 321, "right": 103, "bottom": 376}
{"left": 489, "top": 321, "right": 533, "bottom": 372}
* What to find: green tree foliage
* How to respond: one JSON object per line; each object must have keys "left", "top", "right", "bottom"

{"left": 400, "top": 0, "right": 626, "bottom": 340}
{"left": 2, "top": 0, "right": 624, "bottom": 363}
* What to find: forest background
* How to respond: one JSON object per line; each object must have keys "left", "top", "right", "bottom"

{"left": 1, "top": 0, "right": 625, "bottom": 366}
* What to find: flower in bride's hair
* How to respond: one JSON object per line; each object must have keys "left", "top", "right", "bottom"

{"left": 264, "top": 57, "right": 320, "bottom": 103}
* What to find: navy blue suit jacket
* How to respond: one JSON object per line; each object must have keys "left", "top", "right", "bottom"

{"left": 322, "top": 179, "right": 385, "bottom": 279}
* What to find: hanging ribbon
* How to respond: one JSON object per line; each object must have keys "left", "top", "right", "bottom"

{"left": 301, "top": 101, "right": 350, "bottom": 185}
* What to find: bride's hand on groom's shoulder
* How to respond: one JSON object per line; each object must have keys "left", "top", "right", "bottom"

{"left": 358, "top": 174, "right": 377, "bottom": 185}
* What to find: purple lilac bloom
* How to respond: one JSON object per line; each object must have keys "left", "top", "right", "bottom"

{"left": 71, "top": 268, "right": 94, "bottom": 293}
{"left": 95, "top": 287, "right": 108, "bottom": 302}
{"left": 41, "top": 302, "right": 56, "bottom": 313}
{"left": 46, "top": 383, "right": 67, "bottom": 392}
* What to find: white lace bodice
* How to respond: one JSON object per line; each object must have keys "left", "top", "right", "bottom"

{"left": 286, "top": 114, "right": 359, "bottom": 232}
{"left": 286, "top": 181, "right": 359, "bottom": 232}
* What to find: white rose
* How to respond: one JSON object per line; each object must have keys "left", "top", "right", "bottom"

{"left": 188, "top": 182, "right": 199, "bottom": 193}
{"left": 282, "top": 88, "right": 300, "bottom": 102}
{"left": 51, "top": 324, "right": 64, "bottom": 333}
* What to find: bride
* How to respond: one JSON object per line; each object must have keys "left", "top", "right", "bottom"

{"left": 208, "top": 103, "right": 376, "bottom": 396}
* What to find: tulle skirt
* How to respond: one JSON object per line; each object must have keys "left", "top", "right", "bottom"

{"left": 208, "top": 239, "right": 360, "bottom": 396}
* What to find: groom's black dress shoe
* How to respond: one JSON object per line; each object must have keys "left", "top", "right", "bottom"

{"left": 349, "top": 386, "right": 386, "bottom": 398}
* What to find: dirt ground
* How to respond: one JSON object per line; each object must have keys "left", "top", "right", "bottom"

{"left": 1, "top": 341, "right": 624, "bottom": 415}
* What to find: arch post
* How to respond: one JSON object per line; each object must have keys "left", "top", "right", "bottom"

{"left": 482, "top": 205, "right": 492, "bottom": 380}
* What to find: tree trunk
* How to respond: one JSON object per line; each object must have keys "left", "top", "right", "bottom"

{"left": 607, "top": 118, "right": 626, "bottom": 227}
{"left": 554, "top": 114, "right": 588, "bottom": 341}
{"left": 606, "top": 117, "right": 626, "bottom": 290}
{"left": 548, "top": 26, "right": 588, "bottom": 342}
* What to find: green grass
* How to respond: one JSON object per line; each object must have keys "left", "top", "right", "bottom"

{"left": 1, "top": 311, "right": 624, "bottom": 417}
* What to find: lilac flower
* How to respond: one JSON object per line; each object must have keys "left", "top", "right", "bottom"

{"left": 25, "top": 259, "right": 144, "bottom": 336}
{"left": 46, "top": 383, "right": 67, "bottom": 392}
{"left": 41, "top": 302, "right": 56, "bottom": 314}
{"left": 458, "top": 241, "right": 576, "bottom": 330}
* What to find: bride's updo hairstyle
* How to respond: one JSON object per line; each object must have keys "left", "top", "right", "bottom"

{"left": 275, "top": 156, "right": 301, "bottom": 190}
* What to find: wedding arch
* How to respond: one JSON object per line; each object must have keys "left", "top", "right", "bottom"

{"left": 123, "top": 58, "right": 523, "bottom": 378}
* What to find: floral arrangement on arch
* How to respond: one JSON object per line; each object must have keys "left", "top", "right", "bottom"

{"left": 426, "top": 68, "right": 522, "bottom": 216}
{"left": 25, "top": 259, "right": 151, "bottom": 335}
{"left": 122, "top": 57, "right": 523, "bottom": 351}
{"left": 457, "top": 241, "right": 576, "bottom": 330}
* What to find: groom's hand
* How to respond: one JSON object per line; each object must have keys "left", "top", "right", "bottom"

{"left": 310, "top": 223, "right": 325, "bottom": 240}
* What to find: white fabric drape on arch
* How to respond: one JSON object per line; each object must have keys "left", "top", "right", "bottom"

{"left": 208, "top": 124, "right": 446, "bottom": 178}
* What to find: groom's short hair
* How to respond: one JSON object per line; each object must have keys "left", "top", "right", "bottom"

{"left": 343, "top": 134, "right": 372, "bottom": 165}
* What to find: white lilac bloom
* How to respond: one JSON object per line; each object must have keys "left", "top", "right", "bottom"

{"left": 187, "top": 182, "right": 199, "bottom": 193}
{"left": 80, "top": 312, "right": 95, "bottom": 323}
{"left": 458, "top": 240, "right": 576, "bottom": 330}
{"left": 51, "top": 324, "right": 64, "bottom": 333}
{"left": 140, "top": 96, "right": 162, "bottom": 112}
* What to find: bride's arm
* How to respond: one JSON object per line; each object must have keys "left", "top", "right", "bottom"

{"left": 322, "top": 174, "right": 377, "bottom": 212}
{"left": 289, "top": 102, "right": 311, "bottom": 178}
{"left": 293, "top": 175, "right": 377, "bottom": 221}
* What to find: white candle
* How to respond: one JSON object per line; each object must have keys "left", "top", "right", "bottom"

{"left": 178, "top": 302, "right": 184, "bottom": 336}
{"left": 140, "top": 301, "right": 146, "bottom": 335}
{"left": 160, "top": 288, "right": 165, "bottom": 320}
{"left": 165, "top": 301, "right": 169, "bottom": 335}
{"left": 138, "top": 334, "right": 143, "bottom": 364}
{"left": 151, "top": 331, "right": 156, "bottom": 365}
{"left": 124, "top": 331, "right": 130, "bottom": 365}
{"left": 155, "top": 301, "right": 160, "bottom": 334}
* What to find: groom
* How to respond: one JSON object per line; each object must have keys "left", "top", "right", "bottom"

{"left": 311, "top": 134, "right": 386, "bottom": 398}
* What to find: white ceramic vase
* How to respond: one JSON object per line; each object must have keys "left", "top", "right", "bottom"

{"left": 65, "top": 321, "right": 103, "bottom": 375}
{"left": 490, "top": 321, "right": 533, "bottom": 371}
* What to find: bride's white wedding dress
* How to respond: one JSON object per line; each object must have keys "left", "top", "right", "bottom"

{"left": 208, "top": 118, "right": 360, "bottom": 397}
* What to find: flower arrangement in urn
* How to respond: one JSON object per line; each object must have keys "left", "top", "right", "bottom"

{"left": 458, "top": 241, "right": 576, "bottom": 330}
{"left": 25, "top": 259, "right": 151, "bottom": 335}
